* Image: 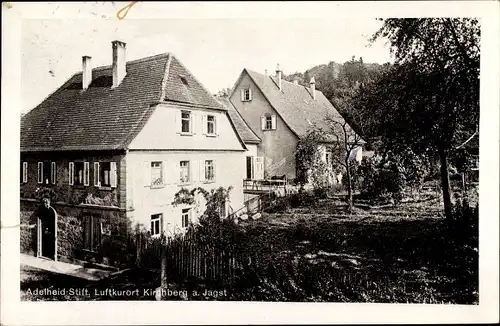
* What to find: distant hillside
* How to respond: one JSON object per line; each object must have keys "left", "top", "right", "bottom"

{"left": 284, "top": 57, "right": 392, "bottom": 141}
{"left": 283, "top": 57, "right": 390, "bottom": 104}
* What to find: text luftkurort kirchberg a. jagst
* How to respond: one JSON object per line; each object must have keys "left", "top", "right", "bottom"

{"left": 24, "top": 287, "right": 227, "bottom": 299}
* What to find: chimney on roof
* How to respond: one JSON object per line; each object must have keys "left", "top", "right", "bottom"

{"left": 275, "top": 63, "right": 282, "bottom": 91}
{"left": 309, "top": 76, "right": 316, "bottom": 100}
{"left": 82, "top": 56, "right": 92, "bottom": 90}
{"left": 112, "top": 40, "right": 127, "bottom": 88}
{"left": 265, "top": 69, "right": 268, "bottom": 75}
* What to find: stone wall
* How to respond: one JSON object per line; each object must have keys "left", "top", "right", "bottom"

{"left": 20, "top": 200, "right": 38, "bottom": 255}
{"left": 21, "top": 199, "right": 134, "bottom": 268}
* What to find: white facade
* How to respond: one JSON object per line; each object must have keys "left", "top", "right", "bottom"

{"left": 126, "top": 103, "right": 246, "bottom": 235}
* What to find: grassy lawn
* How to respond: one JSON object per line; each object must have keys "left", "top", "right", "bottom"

{"left": 21, "top": 189, "right": 478, "bottom": 303}
{"left": 226, "top": 193, "right": 479, "bottom": 303}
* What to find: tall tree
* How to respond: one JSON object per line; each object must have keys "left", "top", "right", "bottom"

{"left": 325, "top": 114, "right": 365, "bottom": 212}
{"left": 354, "top": 18, "right": 480, "bottom": 220}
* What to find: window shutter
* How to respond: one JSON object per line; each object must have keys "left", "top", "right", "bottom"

{"left": 199, "top": 160, "right": 205, "bottom": 182}
{"left": 202, "top": 114, "right": 207, "bottom": 135}
{"left": 261, "top": 116, "right": 266, "bottom": 130}
{"left": 94, "top": 162, "right": 100, "bottom": 186}
{"left": 240, "top": 89, "right": 244, "bottom": 101}
{"left": 176, "top": 110, "right": 182, "bottom": 133}
{"left": 84, "top": 162, "right": 90, "bottom": 186}
{"left": 37, "top": 162, "right": 43, "bottom": 184}
{"left": 248, "top": 88, "right": 252, "bottom": 101}
{"left": 51, "top": 162, "right": 56, "bottom": 184}
{"left": 271, "top": 115, "right": 277, "bottom": 130}
{"left": 162, "top": 161, "right": 167, "bottom": 185}
{"left": 191, "top": 160, "right": 197, "bottom": 182}
{"left": 254, "top": 157, "right": 264, "bottom": 180}
{"left": 213, "top": 159, "right": 217, "bottom": 181}
{"left": 214, "top": 116, "right": 219, "bottom": 136}
{"left": 69, "top": 162, "right": 74, "bottom": 185}
{"left": 143, "top": 161, "right": 151, "bottom": 187}
{"left": 23, "top": 162, "right": 28, "bottom": 183}
{"left": 191, "top": 111, "right": 196, "bottom": 134}
{"left": 175, "top": 161, "right": 181, "bottom": 184}
{"left": 110, "top": 162, "right": 117, "bottom": 188}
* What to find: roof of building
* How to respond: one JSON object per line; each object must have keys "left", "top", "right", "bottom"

{"left": 240, "top": 69, "right": 357, "bottom": 142}
{"left": 21, "top": 53, "right": 227, "bottom": 152}
{"left": 216, "top": 97, "right": 261, "bottom": 144}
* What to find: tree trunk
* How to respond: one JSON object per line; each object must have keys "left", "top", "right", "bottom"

{"left": 160, "top": 239, "right": 167, "bottom": 286}
{"left": 346, "top": 159, "right": 353, "bottom": 213}
{"left": 439, "top": 147, "right": 454, "bottom": 220}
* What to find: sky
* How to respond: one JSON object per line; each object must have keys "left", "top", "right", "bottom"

{"left": 20, "top": 3, "right": 393, "bottom": 114}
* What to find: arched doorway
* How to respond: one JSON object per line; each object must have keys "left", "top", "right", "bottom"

{"left": 37, "top": 199, "right": 58, "bottom": 261}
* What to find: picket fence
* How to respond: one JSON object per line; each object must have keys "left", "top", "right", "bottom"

{"left": 135, "top": 232, "right": 248, "bottom": 286}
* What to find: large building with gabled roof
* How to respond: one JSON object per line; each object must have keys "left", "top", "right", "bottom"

{"left": 20, "top": 40, "right": 249, "bottom": 265}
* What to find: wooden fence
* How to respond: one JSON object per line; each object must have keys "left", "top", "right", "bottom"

{"left": 135, "top": 232, "right": 246, "bottom": 286}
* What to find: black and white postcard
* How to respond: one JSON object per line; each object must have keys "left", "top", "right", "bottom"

{"left": 1, "top": 1, "right": 499, "bottom": 325}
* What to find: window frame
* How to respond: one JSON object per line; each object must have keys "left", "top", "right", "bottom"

{"left": 242, "top": 88, "right": 252, "bottom": 102}
{"left": 265, "top": 116, "right": 273, "bottom": 130}
{"left": 204, "top": 159, "right": 215, "bottom": 183}
{"left": 206, "top": 115, "right": 216, "bottom": 136}
{"left": 181, "top": 110, "right": 192, "bottom": 134}
{"left": 100, "top": 162, "right": 112, "bottom": 187}
{"left": 150, "top": 213, "right": 162, "bottom": 237}
{"left": 74, "top": 162, "right": 85, "bottom": 186}
{"left": 181, "top": 208, "right": 191, "bottom": 228}
{"left": 179, "top": 160, "right": 190, "bottom": 184}
{"left": 37, "top": 161, "right": 55, "bottom": 185}
{"left": 150, "top": 161, "right": 164, "bottom": 187}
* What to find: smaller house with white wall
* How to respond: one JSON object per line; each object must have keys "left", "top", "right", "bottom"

{"left": 228, "top": 64, "right": 363, "bottom": 186}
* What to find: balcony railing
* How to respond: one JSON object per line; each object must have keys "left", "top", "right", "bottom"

{"left": 243, "top": 178, "right": 289, "bottom": 194}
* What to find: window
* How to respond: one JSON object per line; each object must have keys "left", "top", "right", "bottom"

{"left": 180, "top": 161, "right": 190, "bottom": 183}
{"left": 151, "top": 213, "right": 162, "bottom": 236}
{"left": 207, "top": 115, "right": 216, "bottom": 135}
{"left": 261, "top": 114, "right": 277, "bottom": 131}
{"left": 180, "top": 76, "right": 189, "bottom": 86}
{"left": 83, "top": 215, "right": 102, "bottom": 252}
{"left": 151, "top": 162, "right": 163, "bottom": 186}
{"left": 181, "top": 111, "right": 191, "bottom": 133}
{"left": 241, "top": 88, "right": 252, "bottom": 102}
{"left": 21, "top": 162, "right": 28, "bottom": 183}
{"left": 93, "top": 162, "right": 116, "bottom": 188}
{"left": 74, "top": 162, "right": 84, "bottom": 185}
{"left": 100, "top": 162, "right": 111, "bottom": 187}
{"left": 265, "top": 116, "right": 273, "bottom": 130}
{"left": 205, "top": 160, "right": 215, "bottom": 182}
{"left": 37, "top": 161, "right": 54, "bottom": 185}
{"left": 73, "top": 162, "right": 89, "bottom": 186}
{"left": 181, "top": 208, "right": 191, "bottom": 228}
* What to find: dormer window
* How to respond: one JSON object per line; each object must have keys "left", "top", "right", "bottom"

{"left": 180, "top": 75, "right": 189, "bottom": 86}
{"left": 241, "top": 88, "right": 252, "bottom": 102}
